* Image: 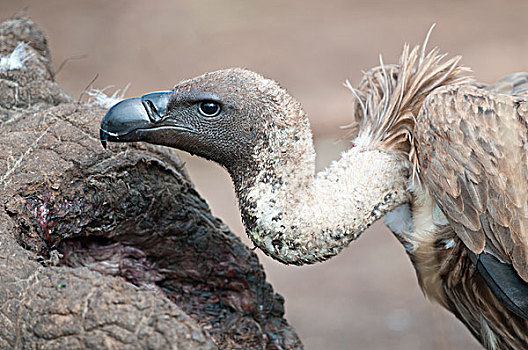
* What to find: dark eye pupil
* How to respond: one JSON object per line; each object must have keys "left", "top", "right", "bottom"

{"left": 199, "top": 101, "right": 220, "bottom": 117}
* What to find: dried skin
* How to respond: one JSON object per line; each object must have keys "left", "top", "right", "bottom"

{"left": 0, "top": 15, "right": 302, "bottom": 350}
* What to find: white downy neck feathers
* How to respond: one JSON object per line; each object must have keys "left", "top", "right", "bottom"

{"left": 244, "top": 145, "right": 411, "bottom": 264}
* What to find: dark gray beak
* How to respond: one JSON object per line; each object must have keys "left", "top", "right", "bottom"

{"left": 100, "top": 91, "right": 172, "bottom": 148}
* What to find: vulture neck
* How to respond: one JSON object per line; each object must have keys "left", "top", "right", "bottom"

{"left": 231, "top": 39, "right": 469, "bottom": 265}
{"left": 235, "top": 126, "right": 410, "bottom": 265}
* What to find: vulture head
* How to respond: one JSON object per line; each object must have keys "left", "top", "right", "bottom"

{"left": 101, "top": 68, "right": 312, "bottom": 187}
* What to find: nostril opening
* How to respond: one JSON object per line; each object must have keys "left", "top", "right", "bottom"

{"left": 146, "top": 100, "right": 157, "bottom": 113}
{"left": 142, "top": 99, "right": 160, "bottom": 122}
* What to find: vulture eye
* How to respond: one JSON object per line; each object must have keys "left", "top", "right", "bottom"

{"left": 198, "top": 101, "right": 221, "bottom": 117}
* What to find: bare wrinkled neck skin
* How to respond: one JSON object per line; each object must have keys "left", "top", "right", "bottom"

{"left": 236, "top": 113, "right": 410, "bottom": 265}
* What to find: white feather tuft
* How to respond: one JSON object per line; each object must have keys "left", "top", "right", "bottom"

{"left": 87, "top": 84, "right": 130, "bottom": 108}
{"left": 0, "top": 42, "right": 35, "bottom": 73}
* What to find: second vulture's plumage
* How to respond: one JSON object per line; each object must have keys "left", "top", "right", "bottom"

{"left": 100, "top": 37, "right": 528, "bottom": 349}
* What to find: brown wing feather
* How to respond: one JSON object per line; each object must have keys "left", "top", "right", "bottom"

{"left": 484, "top": 72, "right": 528, "bottom": 97}
{"left": 415, "top": 84, "right": 528, "bottom": 281}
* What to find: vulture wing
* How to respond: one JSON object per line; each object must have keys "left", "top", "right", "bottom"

{"left": 414, "top": 75, "right": 528, "bottom": 318}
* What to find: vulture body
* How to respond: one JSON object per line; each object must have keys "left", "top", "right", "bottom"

{"left": 100, "top": 39, "right": 528, "bottom": 349}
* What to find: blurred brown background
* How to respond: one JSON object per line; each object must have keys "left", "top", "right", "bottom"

{"left": 2, "top": 1, "right": 527, "bottom": 349}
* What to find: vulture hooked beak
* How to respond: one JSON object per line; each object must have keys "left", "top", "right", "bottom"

{"left": 99, "top": 91, "right": 173, "bottom": 149}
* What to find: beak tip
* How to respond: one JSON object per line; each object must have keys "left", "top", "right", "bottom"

{"left": 99, "top": 127, "right": 109, "bottom": 149}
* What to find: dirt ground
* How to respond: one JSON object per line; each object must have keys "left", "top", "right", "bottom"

{"left": 2, "top": 1, "right": 527, "bottom": 349}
